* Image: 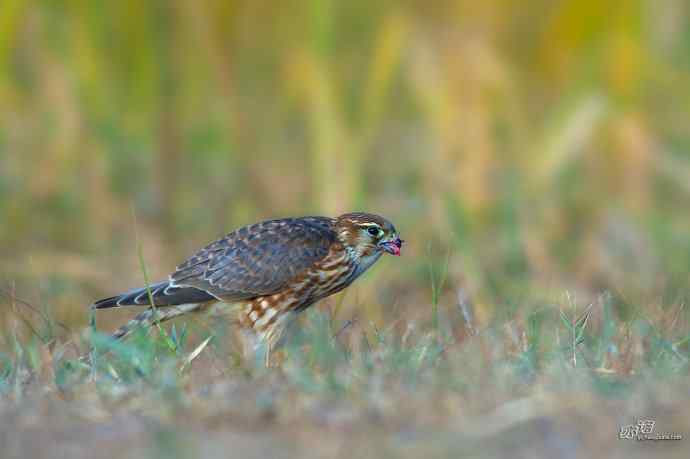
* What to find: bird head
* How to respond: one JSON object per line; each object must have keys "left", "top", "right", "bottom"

{"left": 335, "top": 212, "right": 403, "bottom": 258}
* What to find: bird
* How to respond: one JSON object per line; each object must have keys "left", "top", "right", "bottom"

{"left": 91, "top": 212, "right": 403, "bottom": 362}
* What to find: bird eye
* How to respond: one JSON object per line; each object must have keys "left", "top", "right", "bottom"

{"left": 367, "top": 226, "right": 381, "bottom": 237}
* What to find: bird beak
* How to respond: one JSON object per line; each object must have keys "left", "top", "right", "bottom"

{"left": 379, "top": 236, "right": 403, "bottom": 256}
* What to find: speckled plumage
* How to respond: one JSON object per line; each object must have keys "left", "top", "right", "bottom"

{"left": 91, "top": 212, "right": 403, "bottom": 358}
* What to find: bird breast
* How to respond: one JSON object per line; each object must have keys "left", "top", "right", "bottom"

{"left": 241, "top": 243, "right": 382, "bottom": 333}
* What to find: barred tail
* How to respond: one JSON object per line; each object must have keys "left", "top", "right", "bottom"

{"left": 92, "top": 281, "right": 215, "bottom": 310}
{"left": 111, "top": 303, "right": 204, "bottom": 340}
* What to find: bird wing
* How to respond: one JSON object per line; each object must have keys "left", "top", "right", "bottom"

{"left": 169, "top": 217, "right": 336, "bottom": 301}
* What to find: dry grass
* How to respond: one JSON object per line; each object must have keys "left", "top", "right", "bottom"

{"left": 1, "top": 291, "right": 689, "bottom": 458}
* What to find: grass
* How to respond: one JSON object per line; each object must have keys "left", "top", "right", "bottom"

{"left": 1, "top": 280, "right": 689, "bottom": 458}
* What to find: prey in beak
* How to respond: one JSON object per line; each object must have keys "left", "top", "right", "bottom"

{"left": 379, "top": 236, "right": 404, "bottom": 256}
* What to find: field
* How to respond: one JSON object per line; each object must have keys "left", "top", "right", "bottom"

{"left": 1, "top": 1, "right": 690, "bottom": 458}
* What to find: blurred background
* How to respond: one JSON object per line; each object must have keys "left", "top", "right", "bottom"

{"left": 1, "top": 0, "right": 690, "bottom": 334}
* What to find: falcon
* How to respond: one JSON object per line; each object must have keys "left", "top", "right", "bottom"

{"left": 91, "top": 212, "right": 403, "bottom": 359}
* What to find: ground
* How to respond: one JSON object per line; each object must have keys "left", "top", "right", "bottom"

{"left": 1, "top": 302, "right": 688, "bottom": 459}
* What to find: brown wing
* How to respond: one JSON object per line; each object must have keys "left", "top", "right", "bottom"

{"left": 169, "top": 217, "right": 336, "bottom": 301}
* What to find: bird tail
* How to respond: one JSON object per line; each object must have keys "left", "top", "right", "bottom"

{"left": 111, "top": 303, "right": 205, "bottom": 340}
{"left": 92, "top": 281, "right": 215, "bottom": 309}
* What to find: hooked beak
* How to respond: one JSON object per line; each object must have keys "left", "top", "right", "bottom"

{"left": 379, "top": 236, "right": 403, "bottom": 256}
